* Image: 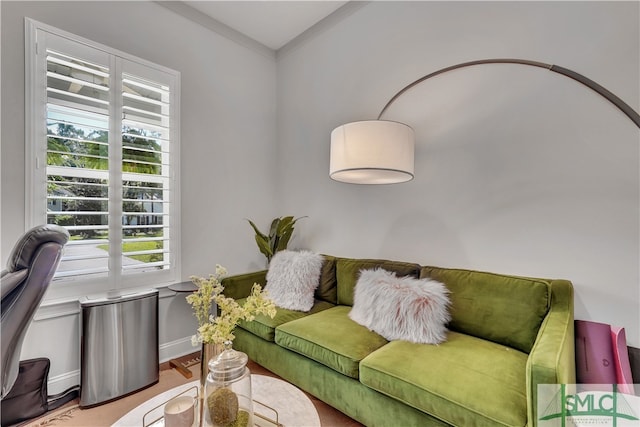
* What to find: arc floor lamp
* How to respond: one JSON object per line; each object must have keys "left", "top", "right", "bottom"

{"left": 329, "top": 58, "right": 640, "bottom": 185}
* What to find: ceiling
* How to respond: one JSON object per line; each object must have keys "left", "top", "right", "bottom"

{"left": 183, "top": 1, "right": 349, "bottom": 51}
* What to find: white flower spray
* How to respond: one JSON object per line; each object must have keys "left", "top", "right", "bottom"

{"left": 187, "top": 264, "right": 276, "bottom": 346}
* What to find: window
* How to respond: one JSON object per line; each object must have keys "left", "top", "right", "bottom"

{"left": 26, "top": 19, "right": 180, "bottom": 298}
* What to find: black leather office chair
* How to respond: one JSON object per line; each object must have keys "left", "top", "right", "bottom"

{"left": 1, "top": 224, "right": 69, "bottom": 398}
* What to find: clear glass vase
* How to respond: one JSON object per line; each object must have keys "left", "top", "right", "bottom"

{"left": 203, "top": 342, "right": 253, "bottom": 427}
{"left": 200, "top": 343, "right": 223, "bottom": 388}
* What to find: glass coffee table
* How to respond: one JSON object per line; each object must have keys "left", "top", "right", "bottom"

{"left": 112, "top": 374, "right": 321, "bottom": 427}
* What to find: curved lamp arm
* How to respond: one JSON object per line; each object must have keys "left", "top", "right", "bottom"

{"left": 377, "top": 58, "right": 640, "bottom": 128}
{"left": 331, "top": 58, "right": 639, "bottom": 184}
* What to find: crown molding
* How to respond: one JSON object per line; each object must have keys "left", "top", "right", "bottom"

{"left": 154, "top": 1, "right": 276, "bottom": 60}
{"left": 277, "top": 1, "right": 371, "bottom": 59}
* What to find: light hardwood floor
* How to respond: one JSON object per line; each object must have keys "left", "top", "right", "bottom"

{"left": 19, "top": 353, "right": 362, "bottom": 427}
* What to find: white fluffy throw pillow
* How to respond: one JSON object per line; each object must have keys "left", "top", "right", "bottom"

{"left": 265, "top": 250, "right": 324, "bottom": 312}
{"left": 349, "top": 268, "right": 451, "bottom": 344}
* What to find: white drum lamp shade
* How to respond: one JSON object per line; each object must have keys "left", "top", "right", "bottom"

{"left": 330, "top": 120, "right": 415, "bottom": 184}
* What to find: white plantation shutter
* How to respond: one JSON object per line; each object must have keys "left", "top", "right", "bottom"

{"left": 120, "top": 72, "right": 172, "bottom": 275}
{"left": 27, "top": 19, "right": 180, "bottom": 296}
{"left": 46, "top": 50, "right": 111, "bottom": 280}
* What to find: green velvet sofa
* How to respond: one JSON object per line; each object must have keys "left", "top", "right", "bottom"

{"left": 221, "top": 256, "right": 575, "bottom": 427}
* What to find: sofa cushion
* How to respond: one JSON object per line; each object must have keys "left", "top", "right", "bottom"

{"left": 275, "top": 306, "right": 388, "bottom": 379}
{"left": 266, "top": 250, "right": 324, "bottom": 312}
{"left": 349, "top": 268, "right": 450, "bottom": 344}
{"left": 237, "top": 298, "right": 334, "bottom": 342}
{"left": 315, "top": 255, "right": 337, "bottom": 304}
{"left": 336, "top": 258, "right": 421, "bottom": 306}
{"left": 360, "top": 332, "right": 528, "bottom": 427}
{"left": 420, "top": 267, "right": 550, "bottom": 353}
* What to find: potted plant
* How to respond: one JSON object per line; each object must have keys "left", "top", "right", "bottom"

{"left": 246, "top": 216, "right": 306, "bottom": 263}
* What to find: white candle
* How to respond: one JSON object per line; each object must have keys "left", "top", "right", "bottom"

{"left": 164, "top": 396, "right": 195, "bottom": 427}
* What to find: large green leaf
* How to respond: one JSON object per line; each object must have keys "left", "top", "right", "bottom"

{"left": 269, "top": 218, "right": 281, "bottom": 237}
{"left": 268, "top": 218, "right": 281, "bottom": 253}
{"left": 254, "top": 234, "right": 273, "bottom": 259}
{"left": 246, "top": 219, "right": 268, "bottom": 242}
{"left": 247, "top": 219, "right": 273, "bottom": 259}
{"left": 276, "top": 227, "right": 294, "bottom": 251}
{"left": 276, "top": 216, "right": 295, "bottom": 234}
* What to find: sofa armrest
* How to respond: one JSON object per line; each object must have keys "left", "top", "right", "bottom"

{"left": 221, "top": 270, "right": 267, "bottom": 300}
{"left": 525, "top": 279, "right": 575, "bottom": 426}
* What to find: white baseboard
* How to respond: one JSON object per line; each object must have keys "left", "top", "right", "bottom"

{"left": 48, "top": 369, "right": 80, "bottom": 395}
{"left": 159, "top": 336, "right": 199, "bottom": 363}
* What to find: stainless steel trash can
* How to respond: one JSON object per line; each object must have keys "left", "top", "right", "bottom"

{"left": 79, "top": 289, "right": 159, "bottom": 407}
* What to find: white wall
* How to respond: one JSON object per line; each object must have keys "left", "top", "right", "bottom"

{"left": 1, "top": 0, "right": 278, "bottom": 392}
{"left": 276, "top": 2, "right": 640, "bottom": 346}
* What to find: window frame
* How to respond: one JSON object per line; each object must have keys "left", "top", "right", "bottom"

{"left": 25, "top": 18, "right": 181, "bottom": 300}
